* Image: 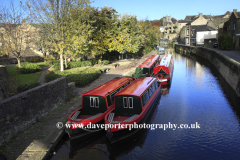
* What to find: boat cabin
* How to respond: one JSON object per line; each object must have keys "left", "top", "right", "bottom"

{"left": 132, "top": 55, "right": 160, "bottom": 78}
{"left": 114, "top": 77, "right": 159, "bottom": 117}
{"left": 80, "top": 77, "right": 135, "bottom": 116}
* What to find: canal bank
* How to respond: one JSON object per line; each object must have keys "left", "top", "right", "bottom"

{"left": 0, "top": 50, "right": 157, "bottom": 160}
{"left": 175, "top": 44, "right": 240, "bottom": 97}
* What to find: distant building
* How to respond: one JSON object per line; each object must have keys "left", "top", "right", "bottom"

{"left": 221, "top": 9, "right": 240, "bottom": 50}
{"left": 185, "top": 13, "right": 218, "bottom": 46}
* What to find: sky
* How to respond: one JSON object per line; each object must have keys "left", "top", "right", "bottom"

{"left": 3, "top": 0, "right": 240, "bottom": 21}
{"left": 90, "top": 0, "right": 240, "bottom": 20}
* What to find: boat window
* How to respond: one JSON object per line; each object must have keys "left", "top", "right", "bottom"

{"left": 155, "top": 81, "right": 158, "bottom": 89}
{"left": 123, "top": 97, "right": 128, "bottom": 108}
{"left": 129, "top": 97, "right": 133, "bottom": 108}
{"left": 90, "top": 97, "right": 94, "bottom": 107}
{"left": 90, "top": 97, "right": 99, "bottom": 108}
{"left": 144, "top": 91, "right": 149, "bottom": 103}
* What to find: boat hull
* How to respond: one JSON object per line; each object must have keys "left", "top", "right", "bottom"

{"left": 106, "top": 88, "right": 161, "bottom": 143}
{"left": 65, "top": 119, "right": 105, "bottom": 140}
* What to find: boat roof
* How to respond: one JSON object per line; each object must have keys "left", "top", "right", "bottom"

{"left": 82, "top": 77, "right": 134, "bottom": 97}
{"left": 157, "top": 46, "right": 165, "bottom": 51}
{"left": 115, "top": 77, "right": 156, "bottom": 97}
{"left": 136, "top": 55, "right": 160, "bottom": 69}
{"left": 158, "top": 54, "right": 172, "bottom": 67}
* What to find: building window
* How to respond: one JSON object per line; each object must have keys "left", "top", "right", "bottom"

{"left": 186, "top": 37, "right": 189, "bottom": 44}
{"left": 234, "top": 23, "right": 235, "bottom": 31}
{"left": 187, "top": 29, "right": 189, "bottom": 36}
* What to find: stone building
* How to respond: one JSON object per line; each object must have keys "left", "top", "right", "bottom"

{"left": 225, "top": 9, "right": 240, "bottom": 50}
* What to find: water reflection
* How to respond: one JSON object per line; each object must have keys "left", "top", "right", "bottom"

{"left": 161, "top": 85, "right": 171, "bottom": 95}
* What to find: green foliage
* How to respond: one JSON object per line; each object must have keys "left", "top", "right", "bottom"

{"left": 45, "top": 68, "right": 101, "bottom": 87}
{"left": 218, "top": 34, "right": 234, "bottom": 50}
{"left": 45, "top": 72, "right": 61, "bottom": 82}
{"left": 0, "top": 49, "right": 8, "bottom": 58}
{"left": 17, "top": 82, "right": 40, "bottom": 93}
{"left": 101, "top": 60, "right": 110, "bottom": 65}
{"left": 18, "top": 62, "right": 42, "bottom": 74}
{"left": 6, "top": 66, "right": 42, "bottom": 96}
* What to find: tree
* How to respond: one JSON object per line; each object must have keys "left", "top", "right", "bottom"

{"left": 171, "top": 17, "right": 177, "bottom": 23}
{"left": 151, "top": 20, "right": 161, "bottom": 27}
{"left": 27, "top": 0, "right": 92, "bottom": 71}
{"left": 108, "top": 14, "right": 144, "bottom": 55}
{"left": 0, "top": 1, "right": 37, "bottom": 67}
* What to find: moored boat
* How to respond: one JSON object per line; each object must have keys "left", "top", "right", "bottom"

{"left": 105, "top": 77, "right": 161, "bottom": 143}
{"left": 65, "top": 77, "right": 135, "bottom": 139}
{"left": 132, "top": 55, "right": 160, "bottom": 78}
{"left": 157, "top": 45, "right": 165, "bottom": 55}
{"left": 153, "top": 54, "right": 174, "bottom": 85}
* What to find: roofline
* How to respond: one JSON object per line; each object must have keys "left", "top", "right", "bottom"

{"left": 115, "top": 77, "right": 157, "bottom": 97}
{"left": 136, "top": 55, "right": 160, "bottom": 68}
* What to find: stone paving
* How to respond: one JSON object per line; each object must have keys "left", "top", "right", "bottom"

{"left": 206, "top": 47, "right": 240, "bottom": 63}
{"left": 0, "top": 50, "right": 157, "bottom": 160}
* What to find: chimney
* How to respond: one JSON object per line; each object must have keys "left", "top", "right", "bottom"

{"left": 233, "top": 9, "right": 237, "bottom": 12}
{"left": 199, "top": 13, "right": 203, "bottom": 17}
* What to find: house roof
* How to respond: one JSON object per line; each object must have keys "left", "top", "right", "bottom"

{"left": 191, "top": 25, "right": 217, "bottom": 32}
{"left": 211, "top": 17, "right": 229, "bottom": 26}
{"left": 178, "top": 20, "right": 190, "bottom": 23}
{"left": 233, "top": 12, "right": 240, "bottom": 18}
{"left": 184, "top": 15, "right": 212, "bottom": 21}
{"left": 0, "top": 23, "right": 18, "bottom": 29}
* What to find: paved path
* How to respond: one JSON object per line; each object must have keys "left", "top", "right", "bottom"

{"left": 37, "top": 66, "right": 50, "bottom": 84}
{"left": 0, "top": 51, "right": 157, "bottom": 160}
{"left": 206, "top": 47, "right": 240, "bottom": 63}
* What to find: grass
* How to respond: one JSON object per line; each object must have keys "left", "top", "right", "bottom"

{"left": 45, "top": 67, "right": 104, "bottom": 87}
{"left": 35, "top": 62, "right": 51, "bottom": 67}
{"left": 6, "top": 66, "right": 42, "bottom": 95}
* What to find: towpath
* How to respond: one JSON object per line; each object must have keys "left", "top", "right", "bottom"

{"left": 0, "top": 50, "right": 157, "bottom": 160}
{"left": 206, "top": 47, "right": 240, "bottom": 63}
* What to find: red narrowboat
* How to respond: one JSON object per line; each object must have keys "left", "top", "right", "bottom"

{"left": 154, "top": 54, "right": 174, "bottom": 85}
{"left": 105, "top": 77, "right": 161, "bottom": 143}
{"left": 65, "top": 77, "right": 135, "bottom": 139}
{"left": 132, "top": 55, "right": 160, "bottom": 78}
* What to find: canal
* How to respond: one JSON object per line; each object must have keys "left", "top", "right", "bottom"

{"left": 49, "top": 48, "right": 240, "bottom": 160}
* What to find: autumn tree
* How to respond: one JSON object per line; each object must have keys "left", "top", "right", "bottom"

{"left": 27, "top": 0, "right": 92, "bottom": 71}
{"left": 0, "top": 1, "right": 37, "bottom": 67}
{"left": 108, "top": 14, "right": 144, "bottom": 56}
{"left": 151, "top": 20, "right": 161, "bottom": 27}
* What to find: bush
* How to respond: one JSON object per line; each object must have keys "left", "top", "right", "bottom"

{"left": 101, "top": 60, "right": 110, "bottom": 65}
{"left": 218, "top": 34, "right": 234, "bottom": 50}
{"left": 45, "top": 71, "right": 61, "bottom": 82}
{"left": 65, "top": 69, "right": 101, "bottom": 87}
{"left": 17, "top": 82, "right": 40, "bottom": 92}
{"left": 18, "top": 62, "right": 42, "bottom": 74}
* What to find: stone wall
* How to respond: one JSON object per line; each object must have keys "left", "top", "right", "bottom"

{"left": 175, "top": 44, "right": 240, "bottom": 97}
{"left": 0, "top": 77, "right": 68, "bottom": 145}
{"left": 0, "top": 66, "right": 8, "bottom": 100}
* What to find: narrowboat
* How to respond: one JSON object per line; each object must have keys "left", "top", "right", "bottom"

{"left": 132, "top": 55, "right": 160, "bottom": 78}
{"left": 105, "top": 77, "right": 161, "bottom": 143}
{"left": 153, "top": 54, "right": 174, "bottom": 85}
{"left": 65, "top": 77, "right": 135, "bottom": 140}
{"left": 157, "top": 45, "right": 165, "bottom": 55}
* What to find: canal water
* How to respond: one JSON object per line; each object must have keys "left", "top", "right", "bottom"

{"left": 49, "top": 48, "right": 240, "bottom": 160}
